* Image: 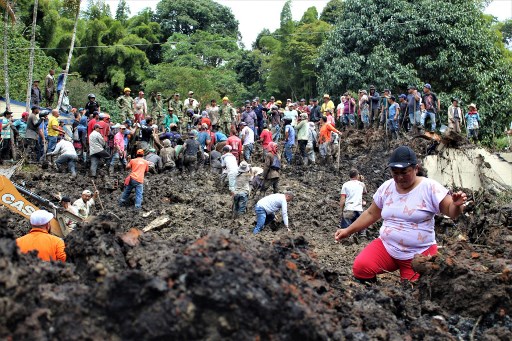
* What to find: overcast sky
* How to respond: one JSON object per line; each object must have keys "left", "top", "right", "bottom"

{"left": 97, "top": 0, "right": 512, "bottom": 47}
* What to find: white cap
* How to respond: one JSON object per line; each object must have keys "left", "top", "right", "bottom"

{"left": 30, "top": 210, "right": 54, "bottom": 226}
{"left": 82, "top": 190, "right": 92, "bottom": 195}
{"left": 151, "top": 124, "right": 158, "bottom": 129}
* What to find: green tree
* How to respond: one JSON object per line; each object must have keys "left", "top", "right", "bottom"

{"left": 232, "top": 50, "right": 266, "bottom": 96}
{"left": 320, "top": 0, "right": 343, "bottom": 25}
{"left": 144, "top": 64, "right": 246, "bottom": 107}
{"left": 155, "top": 0, "right": 239, "bottom": 39}
{"left": 84, "top": 0, "right": 111, "bottom": 20}
{"left": 279, "top": 0, "right": 294, "bottom": 40}
{"left": 126, "top": 9, "right": 162, "bottom": 63}
{"left": 162, "top": 30, "right": 239, "bottom": 68}
{"left": 0, "top": 23, "right": 56, "bottom": 102}
{"left": 496, "top": 19, "right": 512, "bottom": 46}
{"left": 317, "top": 0, "right": 512, "bottom": 140}
{"left": 115, "top": 0, "right": 130, "bottom": 23}
{"left": 257, "top": 4, "right": 331, "bottom": 100}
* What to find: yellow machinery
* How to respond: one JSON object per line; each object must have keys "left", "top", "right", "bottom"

{"left": 0, "top": 163, "right": 82, "bottom": 237}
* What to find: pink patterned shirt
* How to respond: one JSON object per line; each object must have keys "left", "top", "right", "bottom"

{"left": 114, "top": 132, "right": 125, "bottom": 153}
{"left": 373, "top": 177, "right": 448, "bottom": 260}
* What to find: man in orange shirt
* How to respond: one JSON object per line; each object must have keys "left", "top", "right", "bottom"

{"left": 16, "top": 210, "right": 66, "bottom": 262}
{"left": 318, "top": 116, "right": 342, "bottom": 163}
{"left": 119, "top": 149, "right": 150, "bottom": 209}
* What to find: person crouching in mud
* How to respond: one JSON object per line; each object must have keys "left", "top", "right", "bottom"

{"left": 334, "top": 146, "right": 467, "bottom": 282}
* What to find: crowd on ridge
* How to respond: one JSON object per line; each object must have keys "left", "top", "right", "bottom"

{"left": 6, "top": 72, "right": 472, "bottom": 283}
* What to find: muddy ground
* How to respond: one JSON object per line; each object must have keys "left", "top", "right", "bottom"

{"left": 1, "top": 130, "right": 511, "bottom": 340}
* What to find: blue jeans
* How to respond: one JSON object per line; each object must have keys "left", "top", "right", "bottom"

{"left": 343, "top": 113, "right": 355, "bottom": 126}
{"left": 387, "top": 119, "right": 399, "bottom": 132}
{"left": 233, "top": 193, "right": 248, "bottom": 215}
{"left": 272, "top": 124, "right": 281, "bottom": 142}
{"left": 119, "top": 178, "right": 144, "bottom": 208}
{"left": 340, "top": 210, "right": 361, "bottom": 228}
{"left": 253, "top": 205, "right": 275, "bottom": 234}
{"left": 55, "top": 154, "right": 77, "bottom": 175}
{"left": 421, "top": 111, "right": 436, "bottom": 130}
{"left": 243, "top": 143, "right": 253, "bottom": 161}
{"left": 47, "top": 136, "right": 58, "bottom": 153}
{"left": 110, "top": 152, "right": 127, "bottom": 169}
{"left": 409, "top": 110, "right": 421, "bottom": 126}
{"left": 284, "top": 142, "right": 294, "bottom": 163}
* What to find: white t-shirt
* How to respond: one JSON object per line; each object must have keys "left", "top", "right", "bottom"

{"left": 340, "top": 180, "right": 366, "bottom": 212}
{"left": 241, "top": 126, "right": 254, "bottom": 145}
{"left": 134, "top": 97, "right": 147, "bottom": 114}
{"left": 257, "top": 193, "right": 289, "bottom": 226}
{"left": 373, "top": 177, "right": 448, "bottom": 260}
{"left": 221, "top": 153, "right": 238, "bottom": 174}
{"left": 284, "top": 110, "right": 298, "bottom": 126}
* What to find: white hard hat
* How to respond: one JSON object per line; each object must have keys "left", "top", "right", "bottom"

{"left": 30, "top": 210, "right": 54, "bottom": 226}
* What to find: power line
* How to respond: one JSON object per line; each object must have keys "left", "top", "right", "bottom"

{"left": 7, "top": 9, "right": 478, "bottom": 51}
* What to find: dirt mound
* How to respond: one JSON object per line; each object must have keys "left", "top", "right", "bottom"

{"left": 0, "top": 222, "right": 425, "bottom": 340}
{"left": 1, "top": 130, "right": 510, "bottom": 339}
{"left": 413, "top": 240, "right": 512, "bottom": 339}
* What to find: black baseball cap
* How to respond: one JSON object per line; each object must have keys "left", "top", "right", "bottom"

{"left": 388, "top": 146, "right": 417, "bottom": 168}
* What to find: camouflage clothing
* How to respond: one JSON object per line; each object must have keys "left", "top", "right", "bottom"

{"left": 116, "top": 95, "right": 135, "bottom": 121}
{"left": 168, "top": 99, "right": 184, "bottom": 120}
{"left": 150, "top": 95, "right": 165, "bottom": 125}
{"left": 219, "top": 104, "right": 237, "bottom": 131}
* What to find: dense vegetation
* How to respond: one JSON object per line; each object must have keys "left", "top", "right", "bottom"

{"left": 1, "top": 0, "right": 511, "bottom": 141}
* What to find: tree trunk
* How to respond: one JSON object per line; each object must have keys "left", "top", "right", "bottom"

{"left": 56, "top": 0, "right": 81, "bottom": 110}
{"left": 25, "top": 0, "right": 38, "bottom": 112}
{"left": 3, "top": 2, "right": 10, "bottom": 111}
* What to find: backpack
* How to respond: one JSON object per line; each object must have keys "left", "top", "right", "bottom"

{"left": 270, "top": 155, "right": 281, "bottom": 170}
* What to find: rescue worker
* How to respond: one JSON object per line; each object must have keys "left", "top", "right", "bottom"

{"left": 179, "top": 131, "right": 201, "bottom": 172}
{"left": 73, "top": 189, "right": 98, "bottom": 220}
{"left": 16, "top": 210, "right": 66, "bottom": 262}
{"left": 84, "top": 93, "right": 100, "bottom": 118}
{"left": 47, "top": 136, "right": 78, "bottom": 177}
{"left": 150, "top": 91, "right": 165, "bottom": 125}
{"left": 116, "top": 87, "right": 135, "bottom": 122}
{"left": 253, "top": 192, "right": 294, "bottom": 234}
{"left": 119, "top": 149, "right": 150, "bottom": 209}
{"left": 60, "top": 196, "right": 79, "bottom": 236}
{"left": 219, "top": 97, "right": 237, "bottom": 134}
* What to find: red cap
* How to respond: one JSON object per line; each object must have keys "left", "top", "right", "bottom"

{"left": 22, "top": 112, "right": 29, "bottom": 118}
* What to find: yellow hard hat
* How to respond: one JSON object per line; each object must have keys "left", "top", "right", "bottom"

{"left": 222, "top": 97, "right": 229, "bottom": 101}
{"left": 124, "top": 87, "right": 131, "bottom": 93}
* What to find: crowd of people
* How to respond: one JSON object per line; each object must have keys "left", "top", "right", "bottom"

{"left": 8, "top": 75, "right": 471, "bottom": 283}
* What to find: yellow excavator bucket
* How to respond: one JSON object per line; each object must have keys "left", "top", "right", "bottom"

{"left": 0, "top": 175, "right": 64, "bottom": 237}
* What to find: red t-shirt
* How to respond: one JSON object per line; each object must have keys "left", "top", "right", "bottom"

{"left": 259, "top": 129, "right": 273, "bottom": 150}
{"left": 97, "top": 120, "right": 110, "bottom": 141}
{"left": 87, "top": 118, "right": 97, "bottom": 139}
{"left": 201, "top": 117, "right": 212, "bottom": 130}
{"left": 226, "top": 135, "right": 242, "bottom": 155}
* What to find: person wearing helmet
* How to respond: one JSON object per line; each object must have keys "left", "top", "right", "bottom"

{"left": 116, "top": 87, "right": 135, "bottom": 122}
{"left": 84, "top": 94, "right": 100, "bottom": 118}
{"left": 219, "top": 96, "right": 237, "bottom": 134}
